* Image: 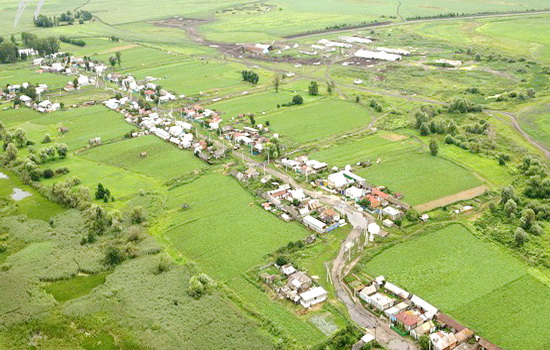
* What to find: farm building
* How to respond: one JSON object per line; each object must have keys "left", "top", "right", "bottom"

{"left": 345, "top": 186, "right": 365, "bottom": 200}
{"left": 383, "top": 206, "right": 401, "bottom": 221}
{"left": 280, "top": 264, "right": 296, "bottom": 276}
{"left": 299, "top": 286, "right": 328, "bottom": 308}
{"left": 303, "top": 215, "right": 327, "bottom": 234}
{"left": 411, "top": 321, "right": 436, "bottom": 340}
{"left": 430, "top": 331, "right": 457, "bottom": 350}
{"left": 376, "top": 47, "right": 411, "bottom": 55}
{"left": 411, "top": 295, "right": 438, "bottom": 319}
{"left": 355, "top": 49, "right": 401, "bottom": 61}
{"left": 340, "top": 36, "right": 372, "bottom": 44}
{"left": 384, "top": 281, "right": 410, "bottom": 299}
{"left": 369, "top": 292, "right": 395, "bottom": 311}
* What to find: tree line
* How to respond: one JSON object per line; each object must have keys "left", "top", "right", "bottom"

{"left": 34, "top": 10, "right": 93, "bottom": 28}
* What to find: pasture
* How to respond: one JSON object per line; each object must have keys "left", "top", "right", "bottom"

{"left": 257, "top": 99, "right": 371, "bottom": 144}
{"left": 516, "top": 99, "right": 550, "bottom": 150}
{"left": 310, "top": 133, "right": 483, "bottom": 205}
{"left": 363, "top": 224, "right": 550, "bottom": 350}
{"left": 80, "top": 136, "right": 206, "bottom": 181}
{"left": 0, "top": 63, "right": 69, "bottom": 90}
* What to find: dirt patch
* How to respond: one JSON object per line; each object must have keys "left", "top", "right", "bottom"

{"left": 98, "top": 44, "right": 138, "bottom": 55}
{"left": 413, "top": 184, "right": 489, "bottom": 212}
{"left": 380, "top": 133, "right": 407, "bottom": 142}
{"left": 418, "top": 5, "right": 446, "bottom": 10}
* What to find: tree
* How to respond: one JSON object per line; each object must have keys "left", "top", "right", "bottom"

{"left": 419, "top": 122, "right": 430, "bottom": 136}
{"left": 105, "top": 246, "right": 125, "bottom": 266}
{"left": 131, "top": 206, "right": 145, "bottom": 224}
{"left": 115, "top": 51, "right": 122, "bottom": 66}
{"left": 429, "top": 139, "right": 438, "bottom": 156}
{"left": 500, "top": 185, "right": 517, "bottom": 205}
{"left": 520, "top": 208, "right": 536, "bottom": 230}
{"left": 504, "top": 199, "right": 517, "bottom": 217}
{"left": 418, "top": 335, "right": 430, "bottom": 350}
{"left": 327, "top": 81, "right": 335, "bottom": 95}
{"left": 155, "top": 255, "right": 172, "bottom": 274}
{"left": 109, "top": 56, "right": 117, "bottom": 68}
{"left": 308, "top": 81, "right": 319, "bottom": 95}
{"left": 55, "top": 143, "right": 68, "bottom": 158}
{"left": 13, "top": 128, "right": 27, "bottom": 148}
{"left": 514, "top": 227, "right": 527, "bottom": 246}
{"left": 43, "top": 169, "right": 54, "bottom": 179}
{"left": 292, "top": 95, "right": 303, "bottom": 105}
{"left": 5, "top": 143, "right": 17, "bottom": 163}
{"left": 42, "top": 134, "right": 52, "bottom": 143}
{"left": 272, "top": 74, "right": 281, "bottom": 93}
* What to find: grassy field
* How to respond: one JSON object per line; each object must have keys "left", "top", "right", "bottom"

{"left": 257, "top": 99, "right": 371, "bottom": 144}
{"left": 80, "top": 136, "right": 207, "bottom": 181}
{"left": 0, "top": 62, "right": 70, "bottom": 89}
{"left": 515, "top": 99, "right": 550, "bottom": 150}
{"left": 310, "top": 133, "right": 483, "bottom": 205}
{"left": 44, "top": 272, "right": 109, "bottom": 302}
{"left": 363, "top": 224, "right": 550, "bottom": 350}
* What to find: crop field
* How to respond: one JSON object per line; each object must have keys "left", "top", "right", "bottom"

{"left": 0, "top": 63, "right": 70, "bottom": 90}
{"left": 12, "top": 106, "right": 134, "bottom": 151}
{"left": 310, "top": 133, "right": 483, "bottom": 205}
{"left": 363, "top": 224, "right": 550, "bottom": 350}
{"left": 162, "top": 172, "right": 308, "bottom": 279}
{"left": 257, "top": 99, "right": 371, "bottom": 144}
{"left": 80, "top": 136, "right": 206, "bottom": 181}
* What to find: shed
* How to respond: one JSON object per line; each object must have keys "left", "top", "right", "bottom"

{"left": 369, "top": 292, "right": 395, "bottom": 311}
{"left": 411, "top": 321, "right": 436, "bottom": 340}
{"left": 303, "top": 215, "right": 327, "bottom": 234}
{"left": 358, "top": 284, "right": 377, "bottom": 302}
{"left": 299, "top": 286, "right": 327, "bottom": 308}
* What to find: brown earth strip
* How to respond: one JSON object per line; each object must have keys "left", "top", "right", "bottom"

{"left": 413, "top": 185, "right": 489, "bottom": 212}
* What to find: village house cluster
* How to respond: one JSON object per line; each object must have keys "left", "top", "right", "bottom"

{"left": 106, "top": 74, "right": 178, "bottom": 104}
{"left": 356, "top": 277, "right": 501, "bottom": 350}
{"left": 222, "top": 122, "right": 276, "bottom": 155}
{"left": 0, "top": 82, "right": 64, "bottom": 113}
{"left": 261, "top": 263, "right": 328, "bottom": 309}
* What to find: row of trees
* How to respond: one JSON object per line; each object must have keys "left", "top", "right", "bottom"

{"left": 34, "top": 10, "right": 93, "bottom": 27}
{"left": 59, "top": 36, "right": 86, "bottom": 47}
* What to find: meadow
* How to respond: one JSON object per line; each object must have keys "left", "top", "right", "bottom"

{"left": 257, "top": 99, "right": 372, "bottom": 144}
{"left": 363, "top": 224, "right": 550, "bottom": 350}
{"left": 310, "top": 133, "right": 483, "bottom": 205}
{"left": 80, "top": 135, "right": 207, "bottom": 181}
{"left": 0, "top": 62, "right": 70, "bottom": 89}
{"left": 516, "top": 98, "right": 550, "bottom": 150}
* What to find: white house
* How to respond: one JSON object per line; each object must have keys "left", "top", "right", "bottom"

{"left": 280, "top": 264, "right": 296, "bottom": 276}
{"left": 384, "top": 301, "right": 409, "bottom": 318}
{"left": 327, "top": 171, "right": 351, "bottom": 189}
{"left": 383, "top": 206, "right": 401, "bottom": 221}
{"left": 411, "top": 295, "right": 438, "bottom": 319}
{"left": 19, "top": 95, "right": 32, "bottom": 105}
{"left": 289, "top": 189, "right": 307, "bottom": 202}
{"left": 303, "top": 215, "right": 327, "bottom": 234}
{"left": 77, "top": 75, "right": 91, "bottom": 87}
{"left": 358, "top": 284, "right": 377, "bottom": 303}
{"left": 369, "top": 292, "right": 395, "bottom": 311}
{"left": 384, "top": 281, "right": 410, "bottom": 299}
{"left": 367, "top": 222, "right": 381, "bottom": 236}
{"left": 299, "top": 286, "right": 327, "bottom": 308}
{"left": 344, "top": 186, "right": 365, "bottom": 200}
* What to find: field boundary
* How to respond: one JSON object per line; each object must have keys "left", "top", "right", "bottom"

{"left": 414, "top": 184, "right": 489, "bottom": 212}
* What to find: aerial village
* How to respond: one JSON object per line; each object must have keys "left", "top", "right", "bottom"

{"left": 1, "top": 40, "right": 502, "bottom": 350}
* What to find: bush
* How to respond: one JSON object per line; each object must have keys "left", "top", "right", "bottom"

{"left": 43, "top": 169, "right": 54, "bottom": 179}
{"left": 292, "top": 95, "right": 303, "bottom": 105}
{"left": 275, "top": 256, "right": 288, "bottom": 266}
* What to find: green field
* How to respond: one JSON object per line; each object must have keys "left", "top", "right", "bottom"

{"left": 44, "top": 272, "right": 109, "bottom": 302}
{"left": 363, "top": 224, "right": 550, "bottom": 350}
{"left": 80, "top": 136, "right": 207, "bottom": 181}
{"left": 310, "top": 133, "right": 483, "bottom": 205}
{"left": 258, "top": 99, "right": 372, "bottom": 144}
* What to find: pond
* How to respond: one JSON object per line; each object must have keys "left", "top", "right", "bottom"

{"left": 12, "top": 188, "right": 32, "bottom": 201}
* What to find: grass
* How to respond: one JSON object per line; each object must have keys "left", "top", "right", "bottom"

{"left": 44, "top": 272, "right": 109, "bottom": 302}
{"left": 80, "top": 136, "right": 207, "bottom": 181}
{"left": 0, "top": 62, "right": 70, "bottom": 89}
{"left": 310, "top": 133, "right": 483, "bottom": 205}
{"left": 363, "top": 224, "right": 550, "bottom": 350}
{"left": 257, "top": 99, "right": 372, "bottom": 144}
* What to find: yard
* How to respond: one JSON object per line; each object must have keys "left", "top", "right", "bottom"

{"left": 362, "top": 224, "right": 550, "bottom": 350}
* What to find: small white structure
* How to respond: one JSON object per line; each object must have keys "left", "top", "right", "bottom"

{"left": 340, "top": 36, "right": 372, "bottom": 44}
{"left": 383, "top": 206, "right": 401, "bottom": 221}
{"left": 435, "top": 59, "right": 462, "bottom": 67}
{"left": 345, "top": 186, "right": 365, "bottom": 200}
{"left": 299, "top": 286, "right": 328, "bottom": 308}
{"left": 384, "top": 281, "right": 410, "bottom": 299}
{"left": 355, "top": 49, "right": 401, "bottom": 61}
{"left": 376, "top": 47, "right": 410, "bottom": 55}
{"left": 354, "top": 78, "right": 363, "bottom": 85}
{"left": 281, "top": 264, "right": 296, "bottom": 276}
{"left": 303, "top": 215, "right": 327, "bottom": 234}
{"left": 367, "top": 222, "right": 381, "bottom": 236}
{"left": 384, "top": 301, "right": 409, "bottom": 318}
{"left": 289, "top": 189, "right": 307, "bottom": 202}
{"left": 382, "top": 219, "right": 394, "bottom": 228}
{"left": 411, "top": 321, "right": 436, "bottom": 340}
{"left": 411, "top": 295, "right": 438, "bottom": 319}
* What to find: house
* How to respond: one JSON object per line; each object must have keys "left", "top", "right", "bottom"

{"left": 287, "top": 271, "right": 312, "bottom": 292}
{"left": 19, "top": 95, "right": 32, "bottom": 105}
{"left": 319, "top": 208, "right": 340, "bottom": 223}
{"left": 430, "top": 331, "right": 457, "bottom": 350}
{"left": 382, "top": 219, "right": 394, "bottom": 228}
{"left": 244, "top": 167, "right": 259, "bottom": 179}
{"left": 364, "top": 194, "right": 381, "bottom": 208}
{"left": 367, "top": 222, "right": 381, "bottom": 236}
{"left": 299, "top": 286, "right": 327, "bottom": 308}
{"left": 327, "top": 171, "right": 351, "bottom": 189}
{"left": 280, "top": 264, "right": 296, "bottom": 276}
{"left": 358, "top": 284, "right": 377, "bottom": 303}
{"left": 371, "top": 188, "right": 390, "bottom": 199}
{"left": 394, "top": 310, "right": 423, "bottom": 331}
{"left": 289, "top": 189, "right": 307, "bottom": 202}
{"left": 369, "top": 292, "right": 395, "bottom": 311}
{"left": 345, "top": 186, "right": 365, "bottom": 200}
{"left": 411, "top": 321, "right": 436, "bottom": 340}
{"left": 303, "top": 215, "right": 327, "bottom": 234}
{"left": 383, "top": 206, "right": 401, "bottom": 221}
